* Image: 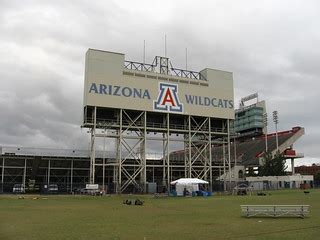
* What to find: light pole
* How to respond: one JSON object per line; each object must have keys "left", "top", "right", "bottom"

{"left": 273, "top": 111, "right": 279, "bottom": 152}
{"left": 263, "top": 113, "right": 268, "bottom": 153}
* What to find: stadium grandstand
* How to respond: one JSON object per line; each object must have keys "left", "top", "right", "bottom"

{"left": 295, "top": 164, "right": 320, "bottom": 176}
{"left": 0, "top": 126, "right": 305, "bottom": 194}
{"left": 170, "top": 126, "right": 304, "bottom": 167}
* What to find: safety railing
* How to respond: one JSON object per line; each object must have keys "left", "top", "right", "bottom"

{"left": 124, "top": 60, "right": 206, "bottom": 81}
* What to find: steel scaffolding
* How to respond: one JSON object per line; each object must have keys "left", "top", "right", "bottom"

{"left": 83, "top": 106, "right": 231, "bottom": 193}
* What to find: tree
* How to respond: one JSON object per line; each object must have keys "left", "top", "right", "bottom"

{"left": 259, "top": 151, "right": 287, "bottom": 176}
{"left": 314, "top": 172, "right": 320, "bottom": 181}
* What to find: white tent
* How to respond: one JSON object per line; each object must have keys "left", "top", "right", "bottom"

{"left": 170, "top": 178, "right": 209, "bottom": 185}
{"left": 170, "top": 178, "right": 209, "bottom": 196}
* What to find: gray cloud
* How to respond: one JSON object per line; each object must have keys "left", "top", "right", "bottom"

{"left": 0, "top": 0, "right": 319, "bottom": 165}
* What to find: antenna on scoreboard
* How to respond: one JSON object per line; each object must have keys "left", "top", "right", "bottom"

{"left": 143, "top": 40, "right": 146, "bottom": 64}
{"left": 185, "top": 48, "right": 188, "bottom": 70}
{"left": 164, "top": 34, "right": 167, "bottom": 58}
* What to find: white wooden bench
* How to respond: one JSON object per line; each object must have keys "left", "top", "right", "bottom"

{"left": 240, "top": 205, "right": 310, "bottom": 218}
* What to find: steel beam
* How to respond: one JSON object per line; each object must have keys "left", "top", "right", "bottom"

{"left": 89, "top": 106, "right": 96, "bottom": 184}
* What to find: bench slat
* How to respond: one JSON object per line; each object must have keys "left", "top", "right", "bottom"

{"left": 240, "top": 205, "right": 310, "bottom": 218}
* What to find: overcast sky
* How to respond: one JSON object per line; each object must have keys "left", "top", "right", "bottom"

{"left": 0, "top": 0, "right": 319, "bottom": 165}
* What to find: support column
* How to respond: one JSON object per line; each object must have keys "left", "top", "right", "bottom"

{"left": 23, "top": 158, "right": 27, "bottom": 188}
{"left": 188, "top": 115, "right": 192, "bottom": 178}
{"left": 70, "top": 159, "right": 73, "bottom": 192}
{"left": 113, "top": 166, "right": 117, "bottom": 193}
{"left": 184, "top": 134, "right": 187, "bottom": 177}
{"left": 265, "top": 127, "right": 268, "bottom": 153}
{"left": 209, "top": 118, "right": 212, "bottom": 192}
{"left": 222, "top": 121, "right": 226, "bottom": 192}
{"left": 162, "top": 114, "right": 170, "bottom": 192}
{"left": 117, "top": 109, "right": 122, "bottom": 193}
{"left": 143, "top": 111, "right": 147, "bottom": 192}
{"left": 184, "top": 117, "right": 188, "bottom": 178}
{"left": 234, "top": 134, "right": 238, "bottom": 186}
{"left": 1, "top": 158, "right": 5, "bottom": 193}
{"left": 48, "top": 159, "right": 51, "bottom": 185}
{"left": 166, "top": 113, "right": 170, "bottom": 191}
{"left": 90, "top": 106, "right": 97, "bottom": 184}
{"left": 102, "top": 158, "right": 105, "bottom": 192}
{"left": 102, "top": 128, "right": 106, "bottom": 193}
{"left": 227, "top": 119, "right": 231, "bottom": 191}
{"left": 162, "top": 132, "right": 166, "bottom": 187}
{"left": 139, "top": 111, "right": 147, "bottom": 193}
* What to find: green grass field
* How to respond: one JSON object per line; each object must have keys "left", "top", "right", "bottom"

{"left": 1, "top": 189, "right": 320, "bottom": 240}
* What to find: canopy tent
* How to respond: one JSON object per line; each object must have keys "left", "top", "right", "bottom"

{"left": 170, "top": 178, "right": 209, "bottom": 196}
{"left": 170, "top": 178, "right": 209, "bottom": 185}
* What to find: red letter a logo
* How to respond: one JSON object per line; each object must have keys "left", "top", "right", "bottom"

{"left": 161, "top": 88, "right": 176, "bottom": 106}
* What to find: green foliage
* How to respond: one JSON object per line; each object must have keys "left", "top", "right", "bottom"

{"left": 259, "top": 151, "right": 287, "bottom": 176}
{"left": 315, "top": 171, "right": 320, "bottom": 181}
